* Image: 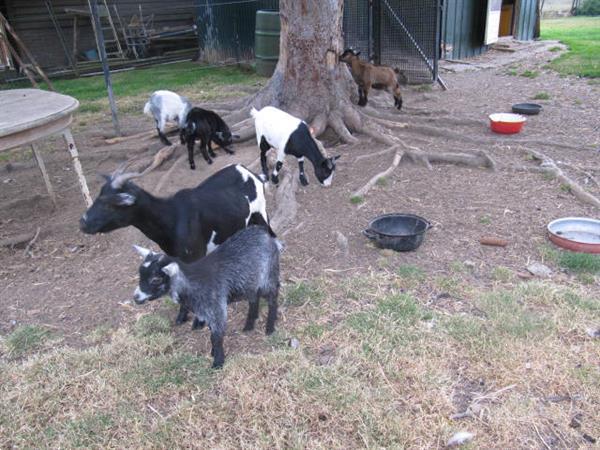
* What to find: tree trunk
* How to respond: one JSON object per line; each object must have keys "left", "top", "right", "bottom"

{"left": 250, "top": 0, "right": 363, "bottom": 141}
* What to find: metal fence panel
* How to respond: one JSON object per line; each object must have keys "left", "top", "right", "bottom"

{"left": 195, "top": 0, "right": 278, "bottom": 63}
{"left": 378, "top": 0, "right": 440, "bottom": 83}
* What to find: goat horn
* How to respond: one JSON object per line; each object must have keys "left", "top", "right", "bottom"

{"left": 111, "top": 171, "right": 143, "bottom": 189}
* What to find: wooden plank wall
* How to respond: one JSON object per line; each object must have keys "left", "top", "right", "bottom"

{"left": 5, "top": 0, "right": 196, "bottom": 68}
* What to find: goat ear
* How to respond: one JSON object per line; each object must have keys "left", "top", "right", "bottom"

{"left": 333, "top": 154, "right": 341, "bottom": 161}
{"left": 133, "top": 245, "right": 152, "bottom": 259}
{"left": 162, "top": 262, "right": 180, "bottom": 277}
{"left": 355, "top": 51, "right": 361, "bottom": 56}
{"left": 323, "top": 159, "right": 333, "bottom": 170}
{"left": 232, "top": 134, "right": 240, "bottom": 139}
{"left": 113, "top": 192, "right": 136, "bottom": 206}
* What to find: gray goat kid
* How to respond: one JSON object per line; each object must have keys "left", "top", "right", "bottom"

{"left": 133, "top": 226, "right": 281, "bottom": 368}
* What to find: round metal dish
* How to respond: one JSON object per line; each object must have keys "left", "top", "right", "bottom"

{"left": 547, "top": 217, "right": 600, "bottom": 253}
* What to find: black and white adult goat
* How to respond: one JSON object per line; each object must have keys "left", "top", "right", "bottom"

{"left": 133, "top": 226, "right": 281, "bottom": 368}
{"left": 251, "top": 106, "right": 340, "bottom": 187}
{"left": 79, "top": 163, "right": 273, "bottom": 325}
{"left": 179, "top": 107, "right": 239, "bottom": 170}
{"left": 143, "top": 90, "right": 191, "bottom": 146}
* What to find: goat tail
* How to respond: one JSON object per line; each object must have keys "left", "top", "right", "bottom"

{"left": 143, "top": 101, "right": 152, "bottom": 116}
{"left": 250, "top": 107, "right": 259, "bottom": 118}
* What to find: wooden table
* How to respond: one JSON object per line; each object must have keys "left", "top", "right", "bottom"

{"left": 0, "top": 88, "right": 92, "bottom": 207}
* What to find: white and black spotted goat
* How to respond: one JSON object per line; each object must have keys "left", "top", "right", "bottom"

{"left": 133, "top": 226, "right": 281, "bottom": 368}
{"left": 251, "top": 106, "right": 340, "bottom": 187}
{"left": 80, "top": 164, "right": 273, "bottom": 327}
{"left": 143, "top": 90, "right": 191, "bottom": 146}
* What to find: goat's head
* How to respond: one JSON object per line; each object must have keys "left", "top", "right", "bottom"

{"left": 340, "top": 48, "right": 360, "bottom": 64}
{"left": 79, "top": 165, "right": 143, "bottom": 234}
{"left": 132, "top": 245, "right": 178, "bottom": 304}
{"left": 315, "top": 155, "right": 341, "bottom": 187}
{"left": 213, "top": 128, "right": 240, "bottom": 152}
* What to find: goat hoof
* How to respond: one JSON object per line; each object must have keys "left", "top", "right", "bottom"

{"left": 299, "top": 176, "right": 309, "bottom": 186}
{"left": 207, "top": 159, "right": 213, "bottom": 165}
{"left": 265, "top": 326, "right": 275, "bottom": 335}
{"left": 259, "top": 173, "right": 268, "bottom": 182}
{"left": 242, "top": 324, "right": 255, "bottom": 332}
{"left": 190, "top": 164, "right": 196, "bottom": 170}
{"left": 211, "top": 360, "right": 224, "bottom": 369}
{"left": 271, "top": 174, "right": 279, "bottom": 184}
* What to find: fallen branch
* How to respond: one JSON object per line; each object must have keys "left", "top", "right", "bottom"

{"left": 352, "top": 145, "right": 402, "bottom": 198}
{"left": 480, "top": 237, "right": 509, "bottom": 247}
{"left": 520, "top": 149, "right": 600, "bottom": 209}
{"left": 23, "top": 227, "right": 41, "bottom": 256}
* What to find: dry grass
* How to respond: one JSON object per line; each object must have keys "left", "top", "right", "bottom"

{"left": 1, "top": 272, "right": 598, "bottom": 449}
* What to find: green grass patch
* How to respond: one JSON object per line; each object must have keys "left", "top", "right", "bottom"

{"left": 541, "top": 17, "right": 600, "bottom": 77}
{"left": 5, "top": 325, "right": 52, "bottom": 357}
{"left": 284, "top": 281, "right": 325, "bottom": 306}
{"left": 533, "top": 92, "right": 551, "bottom": 100}
{"left": 540, "top": 244, "right": 600, "bottom": 274}
{"left": 375, "top": 176, "right": 388, "bottom": 187}
{"left": 479, "top": 215, "right": 491, "bottom": 225}
{"left": 549, "top": 46, "right": 563, "bottom": 52}
{"left": 350, "top": 195, "right": 364, "bottom": 204}
{"left": 492, "top": 266, "right": 513, "bottom": 282}
{"left": 126, "top": 353, "right": 212, "bottom": 394}
{"left": 134, "top": 314, "right": 171, "bottom": 337}
{"left": 1, "top": 63, "right": 261, "bottom": 116}
{"left": 520, "top": 70, "right": 539, "bottom": 78}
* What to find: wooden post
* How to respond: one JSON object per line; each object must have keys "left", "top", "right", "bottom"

{"left": 63, "top": 129, "right": 93, "bottom": 207}
{"left": 31, "top": 143, "right": 57, "bottom": 208}
{"left": 89, "top": 0, "right": 121, "bottom": 136}
{"left": 72, "top": 15, "right": 78, "bottom": 65}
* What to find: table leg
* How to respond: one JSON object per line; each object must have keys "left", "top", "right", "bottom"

{"left": 31, "top": 143, "right": 57, "bottom": 208}
{"left": 63, "top": 128, "right": 93, "bottom": 207}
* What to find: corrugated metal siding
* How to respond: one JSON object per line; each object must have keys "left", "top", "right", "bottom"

{"left": 442, "top": 0, "right": 487, "bottom": 59}
{"left": 514, "top": 0, "right": 537, "bottom": 40}
{"left": 5, "top": 0, "right": 195, "bottom": 68}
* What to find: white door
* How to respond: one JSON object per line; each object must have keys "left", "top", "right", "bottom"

{"left": 485, "top": 0, "right": 503, "bottom": 45}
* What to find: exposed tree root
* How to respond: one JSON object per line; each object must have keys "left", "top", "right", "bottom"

{"left": 104, "top": 125, "right": 177, "bottom": 145}
{"left": 354, "top": 147, "right": 395, "bottom": 162}
{"left": 328, "top": 112, "right": 359, "bottom": 144}
{"left": 352, "top": 145, "right": 402, "bottom": 198}
{"left": 223, "top": 105, "right": 252, "bottom": 126}
{"left": 309, "top": 112, "right": 328, "bottom": 138}
{"left": 155, "top": 152, "right": 187, "bottom": 195}
{"left": 232, "top": 125, "right": 256, "bottom": 143}
{"left": 400, "top": 147, "right": 496, "bottom": 171}
{"left": 513, "top": 149, "right": 600, "bottom": 209}
{"left": 269, "top": 166, "right": 300, "bottom": 233}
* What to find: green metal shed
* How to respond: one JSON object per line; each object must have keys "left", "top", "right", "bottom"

{"left": 442, "top": 0, "right": 539, "bottom": 60}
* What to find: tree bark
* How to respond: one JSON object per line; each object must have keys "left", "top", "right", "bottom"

{"left": 250, "top": 0, "right": 360, "bottom": 139}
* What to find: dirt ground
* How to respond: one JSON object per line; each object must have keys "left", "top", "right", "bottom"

{"left": 1, "top": 42, "right": 599, "bottom": 353}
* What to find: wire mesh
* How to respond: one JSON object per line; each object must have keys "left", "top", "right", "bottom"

{"left": 196, "top": 0, "right": 278, "bottom": 63}
{"left": 343, "top": 0, "right": 370, "bottom": 59}
{"left": 378, "top": 0, "right": 440, "bottom": 83}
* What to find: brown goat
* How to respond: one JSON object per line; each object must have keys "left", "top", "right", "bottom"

{"left": 340, "top": 48, "right": 403, "bottom": 110}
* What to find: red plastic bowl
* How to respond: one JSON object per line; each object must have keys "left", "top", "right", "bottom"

{"left": 489, "top": 113, "right": 526, "bottom": 134}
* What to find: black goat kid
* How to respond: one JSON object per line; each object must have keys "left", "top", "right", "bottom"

{"left": 180, "top": 107, "right": 239, "bottom": 169}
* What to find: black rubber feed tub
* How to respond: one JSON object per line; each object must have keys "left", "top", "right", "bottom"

{"left": 363, "top": 213, "right": 431, "bottom": 252}
{"left": 512, "top": 103, "right": 542, "bottom": 115}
